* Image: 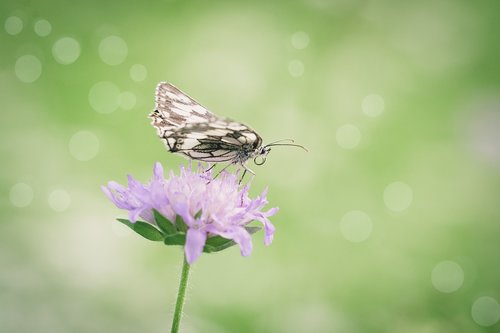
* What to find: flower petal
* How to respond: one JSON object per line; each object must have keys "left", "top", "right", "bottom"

{"left": 129, "top": 208, "right": 143, "bottom": 223}
{"left": 263, "top": 219, "right": 275, "bottom": 245}
{"left": 103, "top": 163, "right": 279, "bottom": 261}
{"left": 102, "top": 183, "right": 139, "bottom": 210}
{"left": 206, "top": 225, "right": 253, "bottom": 257}
{"left": 153, "top": 162, "right": 164, "bottom": 180}
{"left": 101, "top": 185, "right": 116, "bottom": 204}
{"left": 231, "top": 228, "right": 253, "bottom": 256}
{"left": 127, "top": 175, "right": 150, "bottom": 201}
{"left": 185, "top": 228, "right": 207, "bottom": 264}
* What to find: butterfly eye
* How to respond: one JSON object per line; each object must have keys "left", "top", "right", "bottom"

{"left": 254, "top": 155, "right": 266, "bottom": 166}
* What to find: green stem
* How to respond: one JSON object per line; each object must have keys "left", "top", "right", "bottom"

{"left": 171, "top": 255, "right": 191, "bottom": 333}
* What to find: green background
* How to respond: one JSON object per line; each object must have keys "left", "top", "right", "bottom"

{"left": 2, "top": 0, "right": 500, "bottom": 332}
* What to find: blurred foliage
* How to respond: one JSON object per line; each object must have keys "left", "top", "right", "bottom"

{"left": 1, "top": 0, "right": 500, "bottom": 332}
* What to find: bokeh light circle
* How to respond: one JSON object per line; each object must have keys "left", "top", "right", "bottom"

{"left": 9, "top": 183, "right": 34, "bottom": 207}
{"left": 471, "top": 297, "right": 500, "bottom": 327}
{"left": 129, "top": 64, "right": 147, "bottom": 82}
{"left": 98, "top": 35, "right": 128, "bottom": 65}
{"left": 362, "top": 94, "right": 385, "bottom": 117}
{"left": 336, "top": 124, "right": 361, "bottom": 149}
{"left": 291, "top": 31, "right": 310, "bottom": 49}
{"left": 69, "top": 131, "right": 100, "bottom": 161}
{"left": 340, "top": 210, "right": 373, "bottom": 242}
{"left": 89, "top": 81, "right": 120, "bottom": 114}
{"left": 15, "top": 55, "right": 42, "bottom": 83}
{"left": 118, "top": 91, "right": 136, "bottom": 110}
{"left": 5, "top": 16, "right": 23, "bottom": 35}
{"left": 383, "top": 181, "right": 413, "bottom": 212}
{"left": 48, "top": 189, "right": 71, "bottom": 212}
{"left": 431, "top": 261, "right": 464, "bottom": 293}
{"left": 288, "top": 60, "right": 304, "bottom": 77}
{"left": 34, "top": 19, "right": 51, "bottom": 37}
{"left": 52, "top": 37, "right": 81, "bottom": 64}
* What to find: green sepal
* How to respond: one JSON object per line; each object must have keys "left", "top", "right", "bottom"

{"left": 117, "top": 218, "right": 164, "bottom": 241}
{"left": 203, "top": 236, "right": 235, "bottom": 253}
{"left": 175, "top": 215, "right": 187, "bottom": 232}
{"left": 244, "top": 226, "right": 261, "bottom": 235}
{"left": 164, "top": 233, "right": 186, "bottom": 246}
{"left": 153, "top": 210, "right": 176, "bottom": 235}
{"left": 203, "top": 226, "right": 261, "bottom": 253}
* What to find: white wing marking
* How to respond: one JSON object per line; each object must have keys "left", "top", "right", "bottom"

{"left": 152, "top": 82, "right": 215, "bottom": 129}
{"left": 203, "top": 129, "right": 230, "bottom": 136}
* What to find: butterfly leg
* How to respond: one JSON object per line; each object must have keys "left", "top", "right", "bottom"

{"left": 204, "top": 163, "right": 216, "bottom": 173}
{"left": 210, "top": 162, "right": 233, "bottom": 182}
{"left": 239, "top": 164, "right": 255, "bottom": 185}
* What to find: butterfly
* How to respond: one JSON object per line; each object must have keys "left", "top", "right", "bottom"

{"left": 149, "top": 82, "right": 306, "bottom": 179}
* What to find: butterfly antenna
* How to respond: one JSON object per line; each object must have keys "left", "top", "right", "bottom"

{"left": 265, "top": 138, "right": 296, "bottom": 145}
{"left": 265, "top": 143, "right": 308, "bottom": 152}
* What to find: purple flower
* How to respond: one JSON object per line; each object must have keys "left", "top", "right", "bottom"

{"left": 102, "top": 163, "right": 278, "bottom": 264}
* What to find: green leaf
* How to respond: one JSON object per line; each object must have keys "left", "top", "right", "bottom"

{"left": 153, "top": 210, "right": 176, "bottom": 235}
{"left": 203, "top": 236, "right": 236, "bottom": 253}
{"left": 164, "top": 233, "right": 186, "bottom": 246}
{"left": 175, "top": 215, "right": 187, "bottom": 232}
{"left": 117, "top": 218, "right": 134, "bottom": 228}
{"left": 117, "top": 218, "right": 164, "bottom": 241}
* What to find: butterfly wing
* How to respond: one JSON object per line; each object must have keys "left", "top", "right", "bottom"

{"left": 150, "top": 82, "right": 216, "bottom": 130}
{"left": 149, "top": 82, "right": 262, "bottom": 163}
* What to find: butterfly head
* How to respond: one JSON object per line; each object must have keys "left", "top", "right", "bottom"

{"left": 253, "top": 139, "right": 308, "bottom": 166}
{"left": 253, "top": 146, "right": 271, "bottom": 165}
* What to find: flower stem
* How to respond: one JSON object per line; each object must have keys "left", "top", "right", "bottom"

{"left": 171, "top": 255, "right": 191, "bottom": 333}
